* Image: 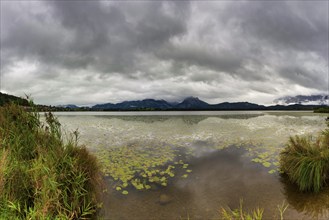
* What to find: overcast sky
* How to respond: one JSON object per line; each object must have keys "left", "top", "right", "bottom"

{"left": 1, "top": 0, "right": 328, "bottom": 106}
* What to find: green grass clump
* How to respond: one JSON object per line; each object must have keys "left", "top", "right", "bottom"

{"left": 0, "top": 103, "right": 102, "bottom": 219}
{"left": 280, "top": 121, "right": 329, "bottom": 193}
{"left": 220, "top": 200, "right": 288, "bottom": 220}
{"left": 219, "top": 199, "right": 263, "bottom": 220}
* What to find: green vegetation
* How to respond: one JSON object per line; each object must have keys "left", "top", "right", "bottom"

{"left": 220, "top": 202, "right": 263, "bottom": 220}
{"left": 0, "top": 92, "right": 29, "bottom": 106}
{"left": 220, "top": 200, "right": 288, "bottom": 220}
{"left": 0, "top": 103, "right": 102, "bottom": 219}
{"left": 280, "top": 120, "right": 329, "bottom": 192}
{"left": 314, "top": 107, "right": 329, "bottom": 113}
{"left": 98, "top": 146, "right": 191, "bottom": 194}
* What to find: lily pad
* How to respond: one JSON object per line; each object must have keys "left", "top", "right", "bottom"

{"left": 262, "top": 162, "right": 271, "bottom": 167}
{"left": 268, "top": 169, "right": 276, "bottom": 174}
{"left": 96, "top": 145, "right": 191, "bottom": 191}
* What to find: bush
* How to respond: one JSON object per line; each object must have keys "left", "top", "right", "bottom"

{"left": 0, "top": 103, "right": 102, "bottom": 219}
{"left": 280, "top": 121, "right": 329, "bottom": 192}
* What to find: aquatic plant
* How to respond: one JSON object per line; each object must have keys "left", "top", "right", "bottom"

{"left": 219, "top": 199, "right": 264, "bottom": 220}
{"left": 97, "top": 145, "right": 191, "bottom": 193}
{"left": 219, "top": 199, "right": 288, "bottom": 220}
{"left": 277, "top": 201, "right": 289, "bottom": 220}
{"left": 280, "top": 121, "right": 329, "bottom": 192}
{"left": 0, "top": 103, "right": 102, "bottom": 219}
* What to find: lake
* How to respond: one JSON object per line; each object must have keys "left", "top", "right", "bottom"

{"left": 53, "top": 111, "right": 328, "bottom": 219}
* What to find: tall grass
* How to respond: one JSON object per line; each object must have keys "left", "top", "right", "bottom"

{"left": 219, "top": 200, "right": 288, "bottom": 220}
{"left": 0, "top": 103, "right": 102, "bottom": 219}
{"left": 280, "top": 121, "right": 329, "bottom": 192}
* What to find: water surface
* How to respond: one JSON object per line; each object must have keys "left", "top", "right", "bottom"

{"left": 53, "top": 111, "right": 328, "bottom": 219}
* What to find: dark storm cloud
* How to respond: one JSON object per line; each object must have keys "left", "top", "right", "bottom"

{"left": 236, "top": 1, "right": 328, "bottom": 57}
{"left": 49, "top": 0, "right": 190, "bottom": 74}
{"left": 0, "top": 0, "right": 328, "bottom": 105}
{"left": 279, "top": 65, "right": 327, "bottom": 90}
{"left": 2, "top": 1, "right": 190, "bottom": 74}
{"left": 157, "top": 44, "right": 243, "bottom": 74}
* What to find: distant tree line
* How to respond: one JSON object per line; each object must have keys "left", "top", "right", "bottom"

{"left": 314, "top": 107, "right": 329, "bottom": 113}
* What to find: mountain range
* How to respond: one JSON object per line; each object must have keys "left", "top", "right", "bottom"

{"left": 92, "top": 96, "right": 325, "bottom": 111}
{"left": 1, "top": 92, "right": 327, "bottom": 111}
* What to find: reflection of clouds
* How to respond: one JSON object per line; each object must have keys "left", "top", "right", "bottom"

{"left": 174, "top": 148, "right": 286, "bottom": 219}
{"left": 55, "top": 113, "right": 325, "bottom": 152}
{"left": 53, "top": 112, "right": 328, "bottom": 219}
{"left": 280, "top": 176, "right": 329, "bottom": 219}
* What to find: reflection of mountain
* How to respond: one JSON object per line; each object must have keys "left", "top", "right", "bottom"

{"left": 94, "top": 114, "right": 264, "bottom": 124}
{"left": 95, "top": 115, "right": 171, "bottom": 123}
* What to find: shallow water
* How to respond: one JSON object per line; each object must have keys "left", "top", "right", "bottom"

{"left": 53, "top": 111, "right": 328, "bottom": 219}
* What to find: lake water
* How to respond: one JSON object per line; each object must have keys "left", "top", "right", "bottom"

{"left": 53, "top": 111, "right": 328, "bottom": 219}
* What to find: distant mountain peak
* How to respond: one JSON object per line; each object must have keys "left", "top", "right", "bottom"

{"left": 176, "top": 96, "right": 209, "bottom": 109}
{"left": 183, "top": 96, "right": 200, "bottom": 101}
{"left": 56, "top": 104, "right": 79, "bottom": 109}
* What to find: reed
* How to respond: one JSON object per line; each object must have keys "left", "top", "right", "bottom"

{"left": 0, "top": 103, "right": 102, "bottom": 219}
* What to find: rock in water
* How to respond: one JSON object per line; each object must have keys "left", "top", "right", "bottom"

{"left": 158, "top": 194, "right": 172, "bottom": 205}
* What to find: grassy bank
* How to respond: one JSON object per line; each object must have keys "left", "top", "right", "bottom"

{"left": 280, "top": 120, "right": 329, "bottom": 192}
{"left": 0, "top": 103, "right": 102, "bottom": 219}
{"left": 314, "top": 107, "right": 329, "bottom": 113}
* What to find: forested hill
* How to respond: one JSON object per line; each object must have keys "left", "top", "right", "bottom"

{"left": 0, "top": 92, "right": 29, "bottom": 106}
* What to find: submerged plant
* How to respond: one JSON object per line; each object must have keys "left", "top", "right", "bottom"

{"left": 219, "top": 199, "right": 288, "bottom": 220}
{"left": 220, "top": 199, "right": 263, "bottom": 220}
{"left": 277, "top": 201, "right": 289, "bottom": 220}
{"left": 280, "top": 120, "right": 329, "bottom": 192}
